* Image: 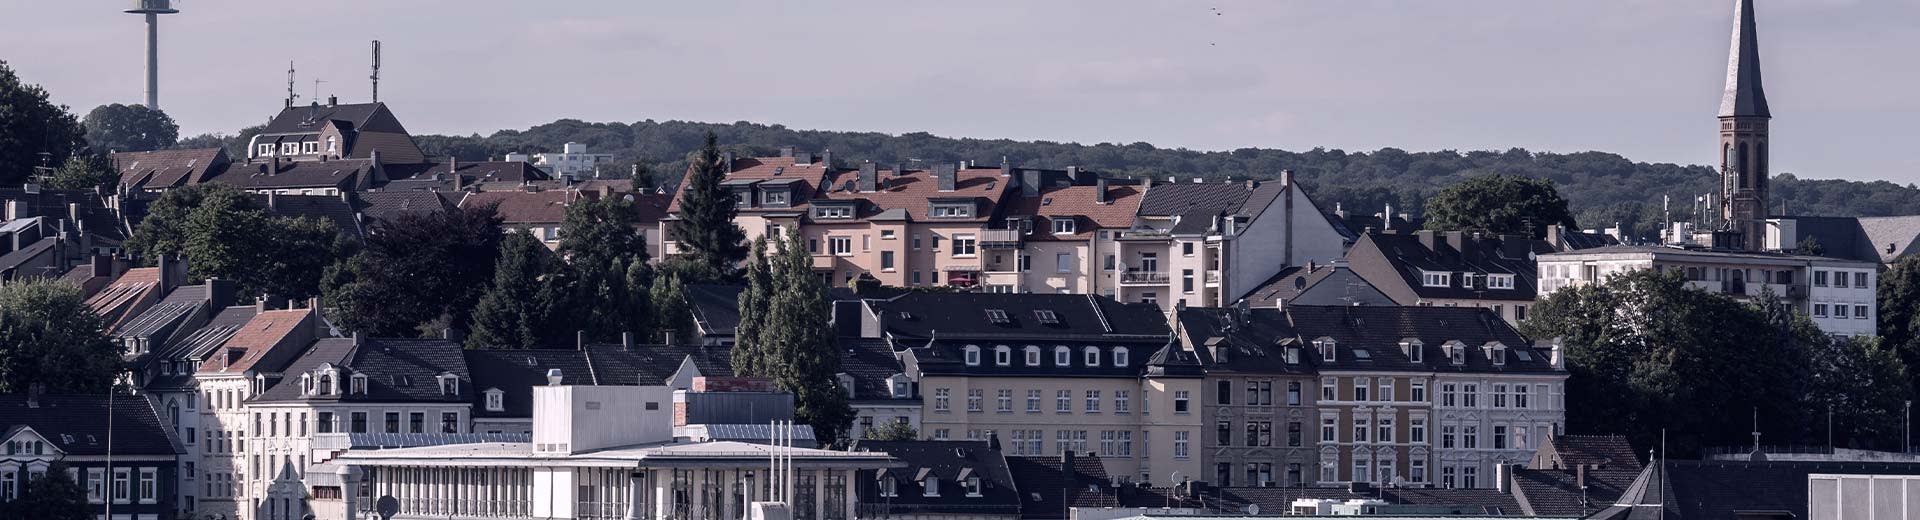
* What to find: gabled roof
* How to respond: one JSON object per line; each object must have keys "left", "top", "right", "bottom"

{"left": 196, "top": 308, "right": 315, "bottom": 376}
{"left": 385, "top": 160, "right": 551, "bottom": 187}
{"left": 839, "top": 338, "right": 908, "bottom": 402}
{"left": 1856, "top": 215, "right": 1920, "bottom": 263}
{"left": 1509, "top": 466, "right": 1640, "bottom": 516}
{"left": 1174, "top": 307, "right": 1314, "bottom": 376}
{"left": 459, "top": 188, "right": 592, "bottom": 225}
{"left": 582, "top": 344, "right": 733, "bottom": 386}
{"left": 0, "top": 186, "right": 130, "bottom": 243}
{"left": 854, "top": 440, "right": 1020, "bottom": 515}
{"left": 254, "top": 193, "right": 364, "bottom": 237}
{"left": 868, "top": 293, "right": 1168, "bottom": 342}
{"left": 1006, "top": 454, "right": 1113, "bottom": 519}
{"left": 259, "top": 102, "right": 425, "bottom": 163}
{"left": 463, "top": 349, "right": 595, "bottom": 418}
{"left": 1596, "top": 459, "right": 1920, "bottom": 520}
{"left": 1533, "top": 434, "right": 1642, "bottom": 470}
{"left": 86, "top": 267, "right": 160, "bottom": 328}
{"left": 1285, "top": 305, "right": 1554, "bottom": 373}
{"left": 1238, "top": 264, "right": 1395, "bottom": 308}
{"left": 113, "top": 147, "right": 228, "bottom": 189}
{"left": 998, "top": 184, "right": 1144, "bottom": 240}
{"left": 1136, "top": 180, "right": 1284, "bottom": 222}
{"left": 0, "top": 393, "right": 180, "bottom": 456}
{"left": 253, "top": 337, "right": 471, "bottom": 404}
{"left": 206, "top": 158, "right": 373, "bottom": 190}
{"left": 356, "top": 190, "right": 456, "bottom": 223}
{"left": 1345, "top": 231, "right": 1547, "bottom": 303}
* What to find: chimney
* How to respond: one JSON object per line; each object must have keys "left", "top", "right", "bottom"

{"left": 1446, "top": 231, "right": 1469, "bottom": 258}
{"left": 1545, "top": 224, "right": 1565, "bottom": 250}
{"left": 858, "top": 162, "right": 878, "bottom": 192}
{"left": 1383, "top": 203, "right": 1395, "bottom": 232}
{"left": 1000, "top": 161, "right": 1012, "bottom": 180}
{"left": 780, "top": 146, "right": 795, "bottom": 158}
{"left": 1416, "top": 230, "right": 1444, "bottom": 252}
{"left": 1067, "top": 166, "right": 1084, "bottom": 184}
{"left": 819, "top": 149, "right": 833, "bottom": 169}
{"left": 1334, "top": 202, "right": 1346, "bottom": 219}
{"left": 157, "top": 253, "right": 178, "bottom": 293}
{"left": 255, "top": 295, "right": 267, "bottom": 313}
{"left": 1021, "top": 170, "right": 1041, "bottom": 197}
{"left": 1499, "top": 235, "right": 1530, "bottom": 259}
{"left": 1096, "top": 178, "right": 1111, "bottom": 204}
{"left": 1280, "top": 169, "right": 1294, "bottom": 187}
{"left": 722, "top": 151, "right": 735, "bottom": 173}
{"left": 1575, "top": 464, "right": 1587, "bottom": 490}
{"left": 576, "top": 330, "right": 586, "bottom": 351}
{"left": 207, "top": 277, "right": 236, "bottom": 308}
{"left": 546, "top": 369, "right": 564, "bottom": 386}
{"left": 987, "top": 430, "right": 1001, "bottom": 451}
{"left": 1495, "top": 463, "right": 1513, "bottom": 494}
{"left": 1060, "top": 449, "right": 1078, "bottom": 515}
{"left": 933, "top": 163, "right": 957, "bottom": 192}
{"left": 91, "top": 254, "right": 112, "bottom": 277}
{"left": 1548, "top": 338, "right": 1565, "bottom": 369}
{"left": 621, "top": 331, "right": 634, "bottom": 350}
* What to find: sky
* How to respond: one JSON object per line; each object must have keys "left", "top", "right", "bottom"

{"left": 4, "top": 0, "right": 1918, "bottom": 183}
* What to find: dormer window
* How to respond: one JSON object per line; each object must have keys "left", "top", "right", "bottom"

{"left": 923, "top": 476, "right": 941, "bottom": 497}
{"left": 438, "top": 373, "right": 460, "bottom": 396}
{"left": 318, "top": 370, "right": 335, "bottom": 395}
{"left": 484, "top": 389, "right": 505, "bottom": 412}
{"left": 733, "top": 190, "right": 752, "bottom": 208}
{"left": 994, "top": 346, "right": 1011, "bottom": 366}
{"left": 302, "top": 141, "right": 318, "bottom": 154}
{"left": 813, "top": 206, "right": 853, "bottom": 219}
{"left": 1401, "top": 339, "right": 1424, "bottom": 363}
{"left": 1487, "top": 274, "right": 1516, "bottom": 290}
{"left": 1054, "top": 346, "right": 1071, "bottom": 366}
{"left": 350, "top": 373, "right": 368, "bottom": 395}
{"left": 762, "top": 189, "right": 790, "bottom": 206}
{"left": 837, "top": 373, "right": 856, "bottom": 399}
{"left": 880, "top": 476, "right": 898, "bottom": 497}
{"left": 929, "top": 203, "right": 973, "bottom": 218}
{"left": 1113, "top": 347, "right": 1130, "bottom": 367}
{"left": 281, "top": 143, "right": 298, "bottom": 155}
{"left": 888, "top": 374, "right": 913, "bottom": 399}
{"left": 965, "top": 476, "right": 983, "bottom": 497}
{"left": 1024, "top": 346, "right": 1040, "bottom": 366}
{"left": 1051, "top": 218, "right": 1077, "bottom": 235}
{"left": 964, "top": 345, "right": 982, "bottom": 366}
{"left": 1445, "top": 341, "right": 1467, "bottom": 365}
{"left": 985, "top": 309, "right": 1010, "bottom": 324}
{"left": 1315, "top": 337, "right": 1337, "bottom": 362}
{"left": 1488, "top": 343, "right": 1507, "bottom": 366}
{"left": 257, "top": 143, "right": 274, "bottom": 157}
{"left": 1421, "top": 271, "right": 1450, "bottom": 288}
{"left": 1083, "top": 347, "right": 1100, "bottom": 367}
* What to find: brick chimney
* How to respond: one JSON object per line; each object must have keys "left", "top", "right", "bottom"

{"left": 1096, "top": 178, "right": 1111, "bottom": 204}
{"left": 858, "top": 162, "right": 878, "bottom": 193}
{"left": 933, "top": 163, "right": 957, "bottom": 192}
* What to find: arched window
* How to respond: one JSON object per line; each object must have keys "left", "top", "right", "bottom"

{"left": 317, "top": 372, "right": 334, "bottom": 396}
{"left": 1024, "top": 346, "right": 1041, "bottom": 366}
{"left": 994, "top": 345, "right": 1011, "bottom": 366}
{"left": 963, "top": 345, "right": 982, "bottom": 366}
{"left": 1083, "top": 346, "right": 1100, "bottom": 367}
{"left": 1112, "top": 347, "right": 1130, "bottom": 367}
{"left": 1736, "top": 142, "right": 1750, "bottom": 178}
{"left": 1054, "top": 346, "right": 1071, "bottom": 366}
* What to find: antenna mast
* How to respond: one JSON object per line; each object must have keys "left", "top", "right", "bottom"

{"left": 370, "top": 40, "right": 383, "bottom": 103}
{"left": 285, "top": 61, "right": 299, "bottom": 108}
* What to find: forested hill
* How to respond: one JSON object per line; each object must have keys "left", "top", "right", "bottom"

{"left": 357, "top": 119, "right": 1919, "bottom": 237}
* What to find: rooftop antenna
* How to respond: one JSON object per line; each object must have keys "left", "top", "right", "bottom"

{"left": 285, "top": 61, "right": 299, "bottom": 109}
{"left": 311, "top": 78, "right": 326, "bottom": 103}
{"left": 125, "top": 0, "right": 179, "bottom": 110}
{"left": 370, "top": 40, "right": 382, "bottom": 103}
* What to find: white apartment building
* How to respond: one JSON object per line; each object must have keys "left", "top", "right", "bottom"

{"left": 1537, "top": 245, "right": 1879, "bottom": 336}
{"left": 507, "top": 142, "right": 616, "bottom": 179}
{"left": 1116, "top": 173, "right": 1348, "bottom": 310}
{"left": 192, "top": 306, "right": 326, "bottom": 520}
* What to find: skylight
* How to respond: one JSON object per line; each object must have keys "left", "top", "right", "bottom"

{"left": 985, "top": 309, "right": 1010, "bottom": 324}
{"left": 1515, "top": 351, "right": 1533, "bottom": 362}
{"left": 1352, "top": 349, "right": 1372, "bottom": 360}
{"left": 1034, "top": 310, "right": 1060, "bottom": 324}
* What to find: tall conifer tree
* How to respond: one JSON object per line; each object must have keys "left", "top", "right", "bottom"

{"left": 671, "top": 132, "right": 749, "bottom": 278}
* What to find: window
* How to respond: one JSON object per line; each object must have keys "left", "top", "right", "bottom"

{"left": 351, "top": 412, "right": 368, "bottom": 433}
{"left": 966, "top": 389, "right": 983, "bottom": 412}
{"left": 1422, "top": 271, "right": 1450, "bottom": 287}
{"left": 281, "top": 142, "right": 298, "bottom": 155}
{"left": 1117, "top": 431, "right": 1133, "bottom": 456}
{"left": 1140, "top": 292, "right": 1157, "bottom": 305}
{"left": 1115, "top": 390, "right": 1130, "bottom": 413}
{"left": 1516, "top": 304, "right": 1528, "bottom": 321}
{"left": 880, "top": 251, "right": 895, "bottom": 271}
{"left": 1463, "top": 384, "right": 1478, "bottom": 408}
{"left": 1493, "top": 425, "right": 1508, "bottom": 449}
{"left": 317, "top": 412, "right": 334, "bottom": 433}
{"left": 1218, "top": 421, "right": 1233, "bottom": 446}
{"left": 996, "top": 389, "right": 1013, "bottom": 412}
{"left": 1441, "top": 384, "right": 1457, "bottom": 407}
{"left": 1027, "top": 390, "right": 1042, "bottom": 412}
{"left": 1463, "top": 425, "right": 1479, "bottom": 449}
{"left": 1411, "top": 418, "right": 1427, "bottom": 443}
{"left": 486, "top": 390, "right": 505, "bottom": 412}
{"left": 1487, "top": 274, "right": 1516, "bottom": 289}
{"left": 952, "top": 235, "right": 977, "bottom": 257}
{"left": 933, "top": 389, "right": 950, "bottom": 412}
{"left": 302, "top": 141, "right": 318, "bottom": 154}
{"left": 1173, "top": 431, "right": 1189, "bottom": 459}
{"left": 1182, "top": 242, "right": 1196, "bottom": 256}
{"left": 1410, "top": 459, "right": 1427, "bottom": 483}
{"left": 1083, "top": 347, "right": 1100, "bottom": 366}
{"left": 763, "top": 190, "right": 791, "bottom": 206}
{"left": 1217, "top": 380, "right": 1234, "bottom": 405}
{"left": 1815, "top": 271, "right": 1829, "bottom": 287}
{"left": 1086, "top": 390, "right": 1101, "bottom": 412}
{"left": 1054, "top": 346, "right": 1071, "bottom": 366}
{"left": 1052, "top": 218, "right": 1076, "bottom": 234}
{"left": 325, "top": 136, "right": 337, "bottom": 153}
{"left": 1353, "top": 458, "right": 1371, "bottom": 484}
{"left": 1514, "top": 385, "right": 1530, "bottom": 409}
{"left": 964, "top": 345, "right": 981, "bottom": 366}
{"left": 351, "top": 374, "right": 368, "bottom": 395}
{"left": 442, "top": 412, "right": 459, "bottom": 433}
{"left": 1462, "top": 466, "right": 1478, "bottom": 488}
{"left": 1057, "top": 390, "right": 1072, "bottom": 412}
{"left": 1441, "top": 425, "right": 1457, "bottom": 449}
{"left": 1857, "top": 305, "right": 1871, "bottom": 319}
{"left": 1353, "top": 378, "right": 1369, "bottom": 402}
{"left": 1441, "top": 466, "right": 1456, "bottom": 489}
{"left": 1182, "top": 269, "right": 1195, "bottom": 293}
{"left": 1113, "top": 347, "right": 1129, "bottom": 367}
{"left": 814, "top": 206, "right": 853, "bottom": 219}
{"left": 1321, "top": 378, "right": 1336, "bottom": 401}
{"left": 964, "top": 476, "right": 982, "bottom": 497}
{"left": 139, "top": 467, "right": 157, "bottom": 503}
{"left": 1378, "top": 418, "right": 1394, "bottom": 443}
{"left": 1055, "top": 253, "right": 1073, "bottom": 273}
{"left": 1174, "top": 391, "right": 1191, "bottom": 413}
{"left": 1288, "top": 422, "right": 1303, "bottom": 446}
{"left": 1322, "top": 417, "right": 1337, "bottom": 442}
{"left": 879, "top": 477, "right": 897, "bottom": 498}
{"left": 1288, "top": 382, "right": 1302, "bottom": 406}
{"left": 1814, "top": 303, "right": 1829, "bottom": 317}
{"left": 1835, "top": 305, "right": 1850, "bottom": 318}
{"left": 1354, "top": 418, "right": 1370, "bottom": 443}
{"left": 829, "top": 236, "right": 852, "bottom": 256}
{"left": 923, "top": 477, "right": 940, "bottom": 497}
{"left": 1412, "top": 380, "right": 1428, "bottom": 403}
{"left": 1856, "top": 272, "right": 1869, "bottom": 288}
{"left": 113, "top": 467, "right": 131, "bottom": 503}
{"left": 1493, "top": 384, "right": 1508, "bottom": 408}
{"left": 994, "top": 345, "right": 1011, "bottom": 366}
{"left": 930, "top": 204, "right": 973, "bottom": 218}
{"left": 1024, "top": 346, "right": 1040, "bottom": 366}
{"left": 86, "top": 468, "right": 104, "bottom": 503}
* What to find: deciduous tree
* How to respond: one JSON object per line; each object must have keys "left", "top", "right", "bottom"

{"left": 0, "top": 60, "right": 86, "bottom": 186}
{"left": 468, "top": 230, "right": 559, "bottom": 349}
{"left": 81, "top": 103, "right": 178, "bottom": 153}
{"left": 0, "top": 280, "right": 117, "bottom": 394}
{"left": 0, "top": 462, "right": 89, "bottom": 520}
{"left": 1423, "top": 173, "right": 1577, "bottom": 238}
{"left": 324, "top": 205, "right": 502, "bottom": 336}
{"left": 44, "top": 153, "right": 114, "bottom": 191}
{"left": 125, "top": 184, "right": 343, "bottom": 301}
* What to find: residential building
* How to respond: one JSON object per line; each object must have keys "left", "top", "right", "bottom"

{"left": 1116, "top": 172, "right": 1347, "bottom": 310}
{"left": 130, "top": 300, "right": 259, "bottom": 519}
{"left": 1343, "top": 230, "right": 1550, "bottom": 326}
{"left": 1285, "top": 305, "right": 1566, "bottom": 489}
{"left": 839, "top": 338, "right": 922, "bottom": 441}
{"left": 1506, "top": 435, "right": 1643, "bottom": 518}
{"left": 1237, "top": 262, "right": 1394, "bottom": 309}
{"left": 1594, "top": 457, "right": 1920, "bottom": 520}
{"left": 1173, "top": 305, "right": 1320, "bottom": 488}
{"left": 1, "top": 186, "right": 133, "bottom": 281}
{"left": 859, "top": 292, "right": 1204, "bottom": 485}
{"left": 353, "top": 190, "right": 458, "bottom": 226}
{"left": 87, "top": 255, "right": 188, "bottom": 333}
{"left": 245, "top": 99, "right": 426, "bottom": 165}
{"left": 380, "top": 158, "right": 551, "bottom": 192}
{"left": 461, "top": 186, "right": 671, "bottom": 257}
{"left": 321, "top": 383, "right": 896, "bottom": 520}
{"left": 114, "top": 147, "right": 231, "bottom": 193}
{"left": 1536, "top": 245, "right": 1879, "bottom": 336}
{"left": 511, "top": 142, "right": 616, "bottom": 179}
{"left": 981, "top": 174, "right": 1144, "bottom": 295}
{"left": 0, "top": 390, "right": 183, "bottom": 520}
{"left": 191, "top": 304, "right": 328, "bottom": 520}
{"left": 1767, "top": 215, "right": 1920, "bottom": 266}
{"left": 851, "top": 440, "right": 1021, "bottom": 520}
{"left": 686, "top": 284, "right": 744, "bottom": 346}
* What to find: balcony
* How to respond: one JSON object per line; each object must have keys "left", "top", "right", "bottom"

{"left": 979, "top": 229, "right": 1024, "bottom": 249}
{"left": 1120, "top": 270, "right": 1171, "bottom": 286}
{"left": 1118, "top": 229, "right": 1173, "bottom": 241}
{"left": 1205, "top": 270, "right": 1222, "bottom": 286}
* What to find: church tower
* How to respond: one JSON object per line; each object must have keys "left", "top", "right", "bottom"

{"left": 1719, "top": 0, "right": 1771, "bottom": 250}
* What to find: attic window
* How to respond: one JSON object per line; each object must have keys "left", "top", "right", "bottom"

{"left": 438, "top": 373, "right": 460, "bottom": 396}
{"left": 1351, "top": 349, "right": 1372, "bottom": 360}
{"left": 965, "top": 476, "right": 983, "bottom": 497}
{"left": 930, "top": 203, "right": 973, "bottom": 218}
{"left": 1113, "top": 347, "right": 1130, "bottom": 367}
{"left": 964, "top": 345, "right": 982, "bottom": 366}
{"left": 1401, "top": 339, "right": 1424, "bottom": 363}
{"left": 1314, "top": 338, "right": 1336, "bottom": 362}
{"left": 994, "top": 346, "right": 1011, "bottom": 366}
{"left": 924, "top": 476, "right": 941, "bottom": 497}
{"left": 1487, "top": 274, "right": 1516, "bottom": 290}
{"left": 814, "top": 206, "right": 853, "bottom": 219}
{"left": 484, "top": 389, "right": 505, "bottom": 412}
{"left": 1514, "top": 351, "right": 1534, "bottom": 362}
{"left": 1034, "top": 310, "right": 1060, "bottom": 324}
{"left": 392, "top": 375, "right": 412, "bottom": 387}
{"left": 350, "top": 373, "right": 368, "bottom": 395}
{"left": 1446, "top": 342, "right": 1467, "bottom": 365}
{"left": 985, "top": 309, "right": 1011, "bottom": 324}
{"left": 1489, "top": 344, "right": 1507, "bottom": 366}
{"left": 1051, "top": 218, "right": 1076, "bottom": 235}
{"left": 879, "top": 476, "right": 898, "bottom": 497}
{"left": 1421, "top": 271, "right": 1450, "bottom": 288}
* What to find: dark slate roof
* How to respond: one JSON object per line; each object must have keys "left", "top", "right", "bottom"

{"left": 868, "top": 293, "right": 1170, "bottom": 342}
{"left": 463, "top": 349, "right": 595, "bottom": 418}
{"left": 0, "top": 393, "right": 180, "bottom": 456}
{"left": 114, "top": 284, "right": 206, "bottom": 342}
{"left": 1336, "top": 211, "right": 1424, "bottom": 238}
{"left": 687, "top": 284, "right": 744, "bottom": 338}
{"left": 1854, "top": 215, "right": 1920, "bottom": 263}
{"left": 209, "top": 158, "right": 373, "bottom": 190}
{"left": 1174, "top": 307, "right": 1314, "bottom": 376}
{"left": 0, "top": 235, "right": 60, "bottom": 278}
{"left": 1718, "top": 0, "right": 1770, "bottom": 119}
{"left": 263, "top": 102, "right": 406, "bottom": 135}
{"left": 0, "top": 186, "right": 131, "bottom": 243}
{"left": 1285, "top": 305, "right": 1555, "bottom": 373}
{"left": 255, "top": 193, "right": 363, "bottom": 237}
{"left": 854, "top": 440, "right": 1020, "bottom": 515}
{"left": 1598, "top": 459, "right": 1920, "bottom": 520}
{"left": 840, "top": 338, "right": 908, "bottom": 402}
{"left": 113, "top": 147, "right": 228, "bottom": 189}
{"left": 583, "top": 344, "right": 733, "bottom": 386}
{"left": 1121, "top": 486, "right": 1523, "bottom": 515}
{"left": 1534, "top": 434, "right": 1642, "bottom": 470}
{"left": 252, "top": 337, "right": 472, "bottom": 404}
{"left": 1346, "top": 231, "right": 1548, "bottom": 303}
{"left": 1510, "top": 467, "right": 1640, "bottom": 517}
{"left": 356, "top": 191, "right": 455, "bottom": 222}
{"left": 1005, "top": 455, "right": 1114, "bottom": 519}
{"left": 1238, "top": 265, "right": 1394, "bottom": 308}
{"left": 1556, "top": 229, "right": 1622, "bottom": 251}
{"left": 1136, "top": 181, "right": 1284, "bottom": 222}
{"left": 386, "top": 160, "right": 551, "bottom": 186}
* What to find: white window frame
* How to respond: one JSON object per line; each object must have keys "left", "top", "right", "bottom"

{"left": 994, "top": 345, "right": 1011, "bottom": 366}
{"left": 830, "top": 236, "right": 853, "bottom": 256}
{"left": 1052, "top": 218, "right": 1076, "bottom": 234}
{"left": 1421, "top": 271, "right": 1450, "bottom": 288}
{"left": 952, "top": 234, "right": 978, "bottom": 257}
{"left": 1487, "top": 274, "right": 1516, "bottom": 289}
{"left": 1113, "top": 347, "right": 1130, "bottom": 367}
{"left": 1024, "top": 346, "right": 1040, "bottom": 366}
{"left": 1054, "top": 346, "right": 1071, "bottom": 366}
{"left": 963, "top": 345, "right": 981, "bottom": 366}
{"left": 1083, "top": 346, "right": 1100, "bottom": 366}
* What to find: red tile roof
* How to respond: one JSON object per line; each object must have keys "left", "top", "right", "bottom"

{"left": 113, "top": 148, "right": 227, "bottom": 188}
{"left": 85, "top": 267, "right": 159, "bottom": 328}
{"left": 669, "top": 156, "right": 1012, "bottom": 222}
{"left": 459, "top": 189, "right": 588, "bottom": 225}
{"left": 1000, "top": 184, "right": 1144, "bottom": 240}
{"left": 197, "top": 308, "right": 312, "bottom": 375}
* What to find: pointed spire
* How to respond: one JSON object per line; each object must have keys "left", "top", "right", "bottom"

{"left": 1719, "top": 0, "right": 1770, "bottom": 118}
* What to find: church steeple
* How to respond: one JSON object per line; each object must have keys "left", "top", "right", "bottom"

{"left": 1719, "top": 0, "right": 1770, "bottom": 118}
{"left": 1718, "top": 0, "right": 1771, "bottom": 251}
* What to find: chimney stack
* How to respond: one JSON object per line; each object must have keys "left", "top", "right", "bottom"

{"left": 722, "top": 151, "right": 735, "bottom": 173}
{"left": 1095, "top": 178, "right": 1111, "bottom": 204}
{"left": 622, "top": 331, "right": 634, "bottom": 350}
{"left": 1280, "top": 169, "right": 1295, "bottom": 187}
{"left": 780, "top": 146, "right": 795, "bottom": 158}
{"left": 858, "top": 162, "right": 878, "bottom": 192}
{"left": 820, "top": 149, "right": 833, "bottom": 169}
{"left": 1021, "top": 169, "right": 1041, "bottom": 197}
{"left": 546, "top": 369, "right": 564, "bottom": 386}
{"left": 933, "top": 163, "right": 957, "bottom": 192}
{"left": 576, "top": 330, "right": 586, "bottom": 351}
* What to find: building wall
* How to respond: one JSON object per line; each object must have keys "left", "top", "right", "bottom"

{"left": 1314, "top": 372, "right": 1433, "bottom": 487}
{"left": 915, "top": 374, "right": 1198, "bottom": 484}
{"left": 850, "top": 402, "right": 922, "bottom": 441}
{"left": 1430, "top": 373, "right": 1565, "bottom": 490}
{"left": 194, "top": 375, "right": 252, "bottom": 520}
{"left": 1807, "top": 263, "right": 1877, "bottom": 337}
{"left": 147, "top": 388, "right": 203, "bottom": 516}
{"left": 1538, "top": 254, "right": 1879, "bottom": 336}
{"left": 1138, "top": 377, "right": 1206, "bottom": 487}
{"left": 1199, "top": 374, "right": 1319, "bottom": 487}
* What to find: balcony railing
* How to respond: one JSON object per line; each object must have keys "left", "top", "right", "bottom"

{"left": 979, "top": 229, "right": 1024, "bottom": 248}
{"left": 1118, "top": 229, "right": 1173, "bottom": 240}
{"left": 1205, "top": 270, "right": 1222, "bottom": 285}
{"left": 1120, "top": 270, "right": 1170, "bottom": 285}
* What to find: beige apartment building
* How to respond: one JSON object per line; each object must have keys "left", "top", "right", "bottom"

{"left": 979, "top": 174, "right": 1144, "bottom": 295}
{"left": 1116, "top": 172, "right": 1350, "bottom": 310}
{"left": 1174, "top": 305, "right": 1321, "bottom": 488}
{"left": 854, "top": 292, "right": 1206, "bottom": 485}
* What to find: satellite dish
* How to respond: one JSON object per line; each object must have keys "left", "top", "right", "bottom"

{"left": 376, "top": 495, "right": 400, "bottom": 519}
{"left": 1247, "top": 504, "right": 1261, "bottom": 515}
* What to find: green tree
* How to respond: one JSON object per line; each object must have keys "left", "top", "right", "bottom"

{"left": 0, "top": 279, "right": 118, "bottom": 394}
{"left": 670, "top": 132, "right": 749, "bottom": 279}
{"left": 324, "top": 205, "right": 503, "bottom": 336}
{"left": 81, "top": 103, "right": 178, "bottom": 153}
{"left": 862, "top": 421, "right": 919, "bottom": 441}
{"left": 732, "top": 237, "right": 774, "bottom": 376}
{"left": 651, "top": 272, "right": 694, "bottom": 344}
{"left": 467, "top": 230, "right": 558, "bottom": 349}
{"left": 543, "top": 196, "right": 655, "bottom": 344}
{"left": 0, "top": 462, "right": 89, "bottom": 520}
{"left": 1423, "top": 173, "right": 1577, "bottom": 238}
{"left": 757, "top": 229, "right": 856, "bottom": 443}
{"left": 0, "top": 60, "right": 87, "bottom": 186}
{"left": 1806, "top": 336, "right": 1910, "bottom": 449}
{"left": 1880, "top": 255, "right": 1920, "bottom": 394}
{"left": 1521, "top": 269, "right": 1809, "bottom": 456}
{"left": 43, "top": 153, "right": 115, "bottom": 191}
{"left": 124, "top": 184, "right": 342, "bottom": 301}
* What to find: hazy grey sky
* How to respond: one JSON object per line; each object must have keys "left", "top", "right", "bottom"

{"left": 5, "top": 1, "right": 1917, "bottom": 183}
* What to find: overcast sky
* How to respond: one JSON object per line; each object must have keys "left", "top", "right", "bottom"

{"left": 4, "top": 0, "right": 1917, "bottom": 183}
